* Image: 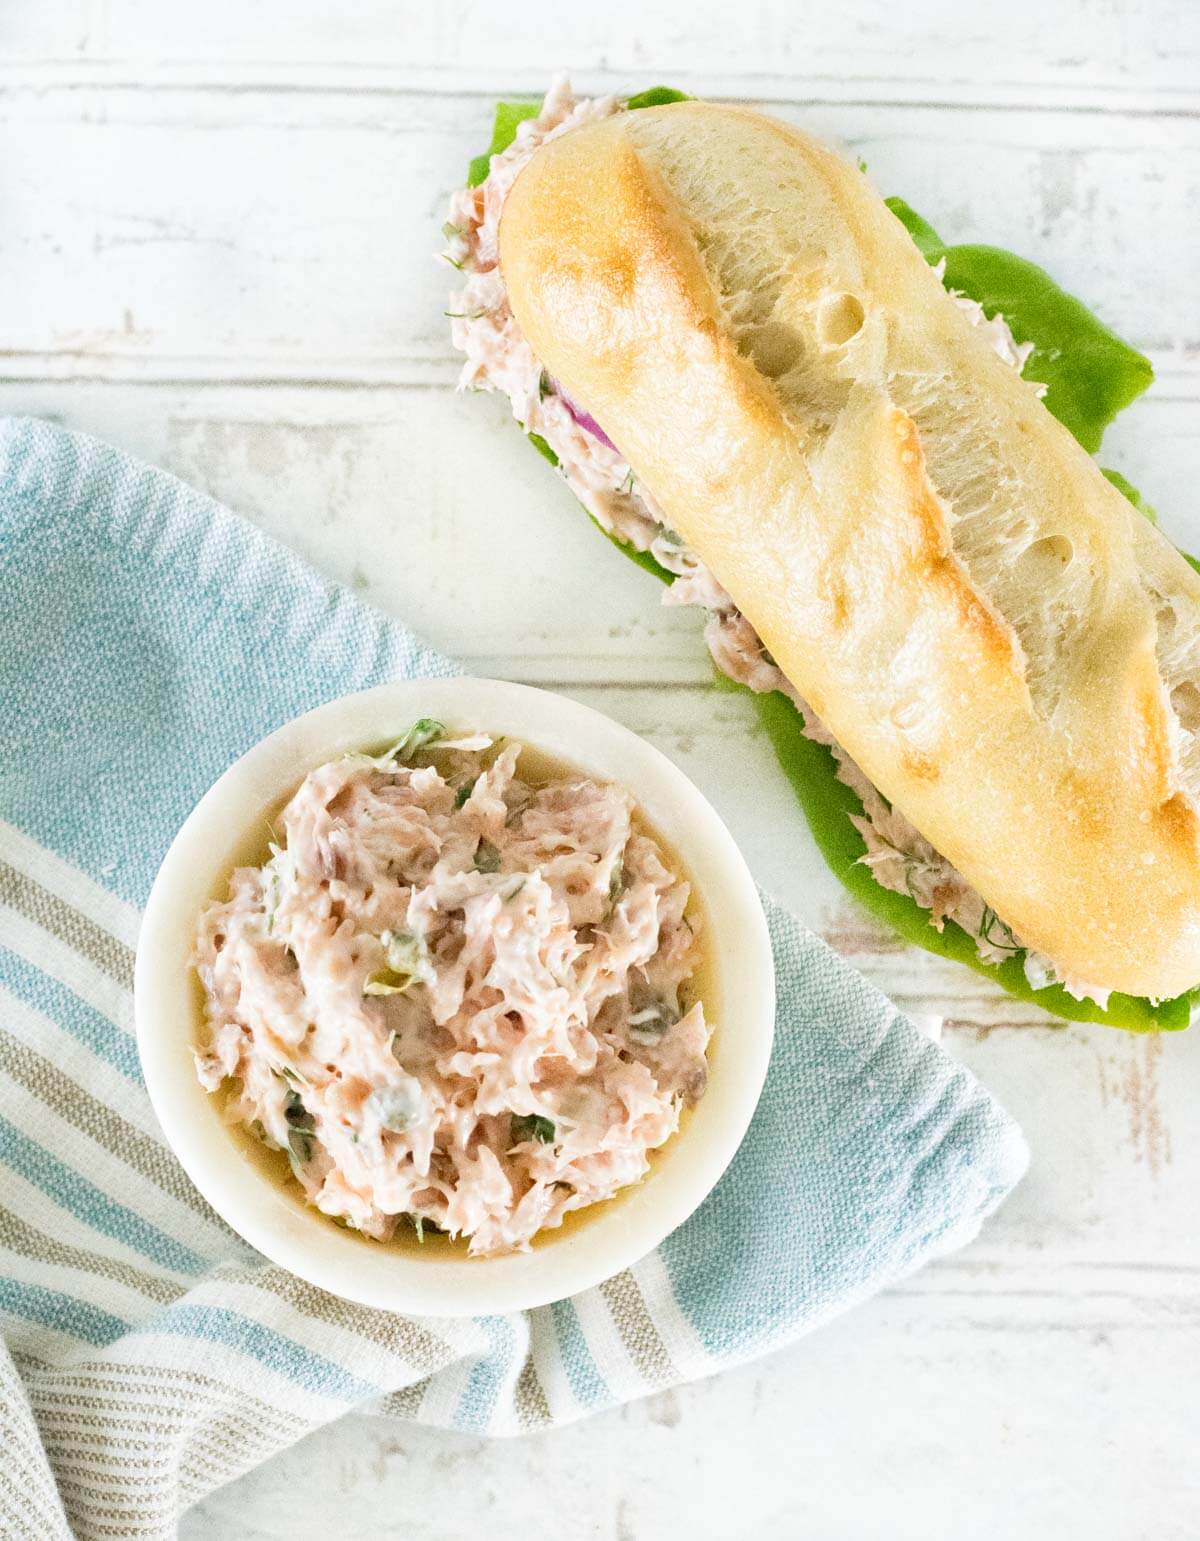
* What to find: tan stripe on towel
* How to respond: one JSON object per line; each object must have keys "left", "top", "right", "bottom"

{"left": 513, "top": 1352, "right": 553, "bottom": 1431}
{"left": 22, "top": 1357, "right": 303, "bottom": 1440}
{"left": 377, "top": 1378, "right": 428, "bottom": 1420}
{"left": 0, "top": 1464, "right": 68, "bottom": 1541}
{"left": 598, "top": 1269, "right": 677, "bottom": 1386}
{"left": 0, "top": 1029, "right": 216, "bottom": 1221}
{"left": 0, "top": 860, "right": 135, "bottom": 991}
{"left": 0, "top": 1349, "right": 74, "bottom": 1541}
{"left": 236, "top": 1264, "right": 452, "bottom": 1373}
{"left": 0, "top": 1208, "right": 181, "bottom": 1305}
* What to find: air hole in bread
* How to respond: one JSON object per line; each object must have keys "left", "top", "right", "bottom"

{"left": 740, "top": 320, "right": 803, "bottom": 378}
{"left": 884, "top": 378, "right": 1091, "bottom": 716}
{"left": 890, "top": 699, "right": 924, "bottom": 732}
{"left": 817, "top": 292, "right": 866, "bottom": 347}
{"left": 1154, "top": 598, "right": 1178, "bottom": 642}
{"left": 1171, "top": 681, "right": 1200, "bottom": 735}
{"left": 1028, "top": 534, "right": 1074, "bottom": 566}
{"left": 1014, "top": 534, "right": 1075, "bottom": 590}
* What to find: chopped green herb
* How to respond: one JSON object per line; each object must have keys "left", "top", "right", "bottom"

{"left": 284, "top": 1090, "right": 313, "bottom": 1125}
{"left": 474, "top": 839, "right": 502, "bottom": 874}
{"left": 608, "top": 863, "right": 626, "bottom": 903}
{"left": 617, "top": 468, "right": 635, "bottom": 495}
{"left": 902, "top": 859, "right": 925, "bottom": 904}
{"left": 384, "top": 930, "right": 428, "bottom": 974}
{"left": 978, "top": 906, "right": 1022, "bottom": 954}
{"left": 367, "top": 1084, "right": 416, "bottom": 1132}
{"left": 539, "top": 370, "right": 551, "bottom": 400}
{"left": 442, "top": 220, "right": 466, "bottom": 242}
{"left": 364, "top": 930, "right": 430, "bottom": 996}
{"left": 284, "top": 1091, "right": 316, "bottom": 1162}
{"left": 628, "top": 1005, "right": 677, "bottom": 1044}
{"left": 382, "top": 719, "right": 445, "bottom": 763}
{"left": 440, "top": 252, "right": 465, "bottom": 271}
{"left": 511, "top": 1113, "right": 555, "bottom": 1145}
{"left": 263, "top": 868, "right": 281, "bottom": 934}
{"left": 443, "top": 307, "right": 486, "bottom": 320}
{"left": 409, "top": 1213, "right": 444, "bottom": 1243}
{"left": 455, "top": 780, "right": 475, "bottom": 808}
{"left": 525, "top": 430, "right": 559, "bottom": 466}
{"left": 363, "top": 971, "right": 410, "bottom": 996}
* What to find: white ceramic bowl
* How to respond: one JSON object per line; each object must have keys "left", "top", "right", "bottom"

{"left": 136, "top": 678, "right": 774, "bottom": 1316}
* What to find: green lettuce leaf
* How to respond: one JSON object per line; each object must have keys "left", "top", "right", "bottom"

{"left": 466, "top": 87, "right": 690, "bottom": 187}
{"left": 636, "top": 554, "right": 1192, "bottom": 1030}
{"left": 624, "top": 86, "right": 692, "bottom": 110}
{"left": 754, "top": 689, "right": 1194, "bottom": 1031}
{"left": 1101, "top": 466, "right": 1158, "bottom": 524}
{"left": 884, "top": 197, "right": 945, "bottom": 260}
{"left": 523, "top": 427, "right": 677, "bottom": 582}
{"left": 885, "top": 197, "right": 1154, "bottom": 453}
{"left": 466, "top": 94, "right": 1195, "bottom": 1030}
{"left": 467, "top": 100, "right": 541, "bottom": 186}
{"left": 468, "top": 87, "right": 693, "bottom": 186}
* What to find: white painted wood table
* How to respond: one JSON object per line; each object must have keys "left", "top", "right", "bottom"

{"left": 4, "top": 2, "right": 1198, "bottom": 1535}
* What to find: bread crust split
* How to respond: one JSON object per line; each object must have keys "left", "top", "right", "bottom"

{"left": 498, "top": 102, "right": 1200, "bottom": 1000}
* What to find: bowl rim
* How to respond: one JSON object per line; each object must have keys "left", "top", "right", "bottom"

{"left": 135, "top": 677, "right": 775, "bottom": 1317}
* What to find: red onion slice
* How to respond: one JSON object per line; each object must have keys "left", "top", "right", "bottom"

{"left": 554, "top": 381, "right": 619, "bottom": 453}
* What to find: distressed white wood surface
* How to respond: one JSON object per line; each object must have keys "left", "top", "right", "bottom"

{"left": 3, "top": 2, "right": 1199, "bottom": 1535}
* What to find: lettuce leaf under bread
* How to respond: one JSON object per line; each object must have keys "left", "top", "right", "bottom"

{"left": 467, "top": 94, "right": 1195, "bottom": 1030}
{"left": 467, "top": 87, "right": 690, "bottom": 188}
{"left": 885, "top": 198, "right": 1154, "bottom": 453}
{"left": 467, "top": 101, "right": 540, "bottom": 187}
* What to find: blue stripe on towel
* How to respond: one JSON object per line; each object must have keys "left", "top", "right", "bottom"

{"left": 453, "top": 1315, "right": 515, "bottom": 1431}
{"left": 0, "top": 1114, "right": 207, "bottom": 1278}
{"left": 0, "top": 1276, "right": 129, "bottom": 1347}
{"left": 0, "top": 945, "right": 142, "bottom": 1082}
{"left": 550, "top": 1298, "right": 610, "bottom": 1409}
{"left": 151, "top": 1304, "right": 378, "bottom": 1402}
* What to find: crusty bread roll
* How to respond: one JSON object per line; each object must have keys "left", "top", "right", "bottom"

{"left": 498, "top": 101, "right": 1200, "bottom": 1000}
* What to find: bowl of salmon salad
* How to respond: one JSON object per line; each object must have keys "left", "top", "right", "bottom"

{"left": 135, "top": 678, "right": 774, "bottom": 1315}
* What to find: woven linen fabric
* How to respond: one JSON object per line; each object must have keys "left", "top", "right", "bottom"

{"left": 0, "top": 416, "right": 1028, "bottom": 1539}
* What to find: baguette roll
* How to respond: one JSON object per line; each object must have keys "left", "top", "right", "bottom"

{"left": 498, "top": 102, "right": 1200, "bottom": 1000}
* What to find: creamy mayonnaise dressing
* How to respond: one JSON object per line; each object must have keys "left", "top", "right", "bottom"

{"left": 446, "top": 79, "right": 1108, "bottom": 1008}
{"left": 194, "top": 726, "right": 711, "bottom": 1256}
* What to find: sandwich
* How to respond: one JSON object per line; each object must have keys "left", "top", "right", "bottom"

{"left": 444, "top": 78, "right": 1200, "bottom": 1031}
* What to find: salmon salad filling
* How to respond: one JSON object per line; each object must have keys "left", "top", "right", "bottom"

{"left": 193, "top": 724, "right": 711, "bottom": 1256}
{"left": 445, "top": 77, "right": 1108, "bottom": 1009}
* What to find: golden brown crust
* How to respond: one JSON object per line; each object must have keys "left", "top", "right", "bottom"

{"left": 499, "top": 102, "right": 1200, "bottom": 999}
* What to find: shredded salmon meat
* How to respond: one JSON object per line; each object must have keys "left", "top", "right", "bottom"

{"left": 193, "top": 726, "right": 711, "bottom": 1256}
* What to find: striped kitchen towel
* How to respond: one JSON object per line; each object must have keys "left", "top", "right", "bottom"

{"left": 0, "top": 416, "right": 1028, "bottom": 1539}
